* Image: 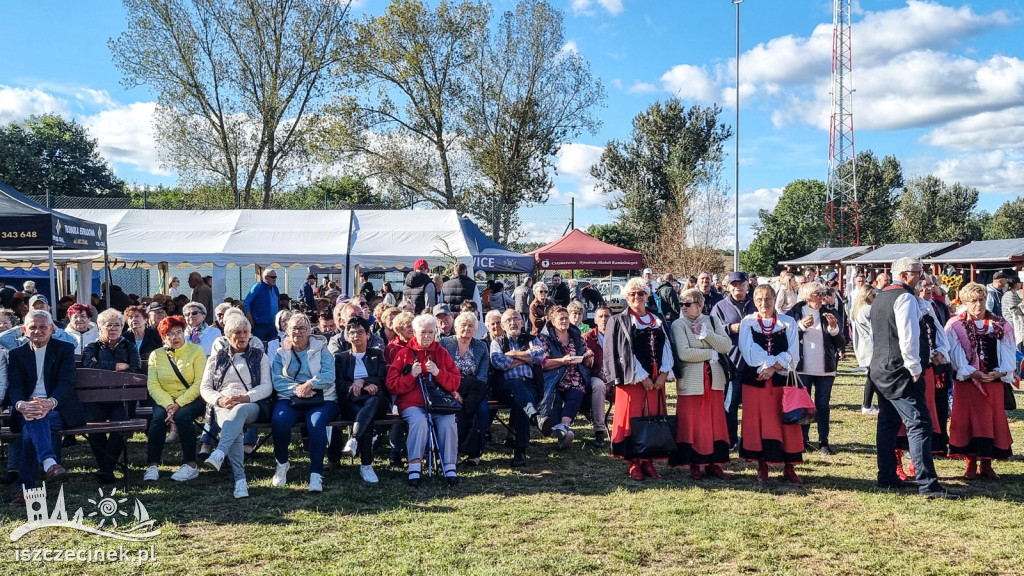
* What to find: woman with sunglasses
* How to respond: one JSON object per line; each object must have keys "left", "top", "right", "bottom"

{"left": 785, "top": 281, "right": 845, "bottom": 456}
{"left": 669, "top": 288, "right": 733, "bottom": 479}
{"left": 739, "top": 284, "right": 803, "bottom": 483}
{"left": 603, "top": 277, "right": 675, "bottom": 481}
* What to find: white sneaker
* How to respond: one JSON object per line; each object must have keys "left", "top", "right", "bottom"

{"left": 359, "top": 465, "right": 379, "bottom": 484}
{"left": 143, "top": 465, "right": 159, "bottom": 482}
{"left": 309, "top": 472, "right": 323, "bottom": 493}
{"left": 861, "top": 406, "right": 879, "bottom": 415}
{"left": 204, "top": 449, "right": 225, "bottom": 472}
{"left": 272, "top": 461, "right": 290, "bottom": 487}
{"left": 341, "top": 437, "right": 359, "bottom": 458}
{"left": 170, "top": 464, "right": 199, "bottom": 482}
{"left": 234, "top": 479, "right": 249, "bottom": 499}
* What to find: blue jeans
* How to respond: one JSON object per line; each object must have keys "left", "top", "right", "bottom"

{"left": 271, "top": 399, "right": 338, "bottom": 474}
{"left": 876, "top": 382, "right": 941, "bottom": 493}
{"left": 549, "top": 388, "right": 584, "bottom": 424}
{"left": 724, "top": 369, "right": 743, "bottom": 446}
{"left": 496, "top": 377, "right": 538, "bottom": 450}
{"left": 201, "top": 413, "right": 260, "bottom": 446}
{"left": 799, "top": 374, "right": 836, "bottom": 446}
{"left": 17, "top": 411, "right": 64, "bottom": 489}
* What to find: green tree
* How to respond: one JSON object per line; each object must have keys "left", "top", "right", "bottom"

{"left": 586, "top": 223, "right": 638, "bottom": 253}
{"left": 461, "top": 0, "right": 604, "bottom": 243}
{"left": 852, "top": 151, "right": 902, "bottom": 246}
{"left": 741, "top": 179, "right": 827, "bottom": 275}
{"left": 985, "top": 198, "right": 1024, "bottom": 239}
{"left": 591, "top": 99, "right": 732, "bottom": 255}
{"left": 325, "top": 0, "right": 490, "bottom": 211}
{"left": 0, "top": 114, "right": 125, "bottom": 197}
{"left": 892, "top": 175, "right": 981, "bottom": 243}
{"left": 281, "top": 175, "right": 393, "bottom": 209}
{"left": 111, "top": 0, "right": 351, "bottom": 208}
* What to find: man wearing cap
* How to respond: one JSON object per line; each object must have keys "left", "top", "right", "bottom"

{"left": 711, "top": 272, "right": 757, "bottom": 450}
{"left": 187, "top": 272, "right": 213, "bottom": 317}
{"left": 434, "top": 303, "right": 455, "bottom": 338}
{"left": 298, "top": 274, "right": 317, "bottom": 311}
{"left": 403, "top": 259, "right": 436, "bottom": 314}
{"left": 29, "top": 295, "right": 66, "bottom": 330}
{"left": 7, "top": 309, "right": 85, "bottom": 506}
{"left": 146, "top": 301, "right": 169, "bottom": 328}
{"left": 986, "top": 271, "right": 1011, "bottom": 316}
{"left": 243, "top": 268, "right": 281, "bottom": 343}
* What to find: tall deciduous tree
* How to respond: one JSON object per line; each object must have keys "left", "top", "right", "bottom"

{"left": 110, "top": 0, "right": 350, "bottom": 207}
{"left": 892, "top": 175, "right": 982, "bottom": 243}
{"left": 591, "top": 99, "right": 732, "bottom": 255}
{"left": 461, "top": 0, "right": 604, "bottom": 242}
{"left": 741, "top": 179, "right": 827, "bottom": 275}
{"left": 852, "top": 151, "right": 903, "bottom": 246}
{"left": 985, "top": 197, "right": 1024, "bottom": 240}
{"left": 0, "top": 114, "right": 126, "bottom": 197}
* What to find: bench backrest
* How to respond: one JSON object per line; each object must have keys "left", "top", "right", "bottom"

{"left": 75, "top": 368, "right": 149, "bottom": 404}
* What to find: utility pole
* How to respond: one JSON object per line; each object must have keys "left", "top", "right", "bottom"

{"left": 732, "top": 0, "right": 743, "bottom": 271}
{"left": 825, "top": 0, "right": 859, "bottom": 247}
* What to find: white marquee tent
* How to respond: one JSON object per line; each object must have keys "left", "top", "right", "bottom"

{"left": 31, "top": 209, "right": 475, "bottom": 303}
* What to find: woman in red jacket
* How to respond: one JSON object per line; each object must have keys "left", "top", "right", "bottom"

{"left": 386, "top": 313, "right": 462, "bottom": 487}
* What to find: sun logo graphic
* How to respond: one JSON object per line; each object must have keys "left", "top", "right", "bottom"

{"left": 10, "top": 483, "right": 161, "bottom": 542}
{"left": 88, "top": 488, "right": 130, "bottom": 529}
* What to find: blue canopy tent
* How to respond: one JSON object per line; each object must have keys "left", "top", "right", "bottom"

{"left": 459, "top": 218, "right": 533, "bottom": 275}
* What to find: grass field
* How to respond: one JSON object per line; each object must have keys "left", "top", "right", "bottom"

{"left": 2, "top": 360, "right": 1023, "bottom": 576}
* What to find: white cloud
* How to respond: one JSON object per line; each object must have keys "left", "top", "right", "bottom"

{"left": 76, "top": 88, "right": 115, "bottom": 108}
{"left": 627, "top": 81, "right": 658, "bottom": 95}
{"left": 610, "top": 78, "right": 623, "bottom": 91}
{"left": 82, "top": 102, "right": 170, "bottom": 176}
{"left": 0, "top": 86, "right": 70, "bottom": 124}
{"left": 551, "top": 142, "right": 606, "bottom": 208}
{"left": 561, "top": 40, "right": 579, "bottom": 54}
{"left": 738, "top": 187, "right": 784, "bottom": 247}
{"left": 660, "top": 64, "right": 718, "bottom": 102}
{"left": 922, "top": 106, "right": 1024, "bottom": 151}
{"left": 570, "top": 0, "right": 624, "bottom": 17}
{"left": 929, "top": 150, "right": 1024, "bottom": 195}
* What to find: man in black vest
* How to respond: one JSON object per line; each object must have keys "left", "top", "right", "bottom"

{"left": 870, "top": 257, "right": 958, "bottom": 499}
{"left": 441, "top": 263, "right": 480, "bottom": 312}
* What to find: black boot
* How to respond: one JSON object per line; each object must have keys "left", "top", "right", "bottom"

{"left": 511, "top": 449, "right": 527, "bottom": 467}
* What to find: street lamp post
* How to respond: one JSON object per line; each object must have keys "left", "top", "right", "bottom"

{"left": 733, "top": 0, "right": 743, "bottom": 272}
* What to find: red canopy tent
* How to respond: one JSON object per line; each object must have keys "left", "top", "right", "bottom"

{"left": 526, "top": 229, "right": 644, "bottom": 270}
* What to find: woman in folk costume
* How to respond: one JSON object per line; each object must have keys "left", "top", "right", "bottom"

{"left": 894, "top": 277, "right": 952, "bottom": 480}
{"left": 738, "top": 284, "right": 804, "bottom": 484}
{"left": 603, "top": 277, "right": 675, "bottom": 481}
{"left": 668, "top": 288, "right": 733, "bottom": 479}
{"left": 944, "top": 282, "right": 1016, "bottom": 480}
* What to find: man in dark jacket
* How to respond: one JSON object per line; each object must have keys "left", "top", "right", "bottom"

{"left": 403, "top": 259, "right": 435, "bottom": 314}
{"left": 299, "top": 274, "right": 317, "bottom": 311}
{"left": 441, "top": 263, "right": 480, "bottom": 312}
{"left": 8, "top": 310, "right": 84, "bottom": 503}
{"left": 549, "top": 274, "right": 570, "bottom": 307}
{"left": 710, "top": 272, "right": 756, "bottom": 449}
{"left": 870, "top": 257, "right": 957, "bottom": 498}
{"left": 656, "top": 274, "right": 681, "bottom": 322}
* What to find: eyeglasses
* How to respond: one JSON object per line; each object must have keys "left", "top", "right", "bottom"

{"left": 627, "top": 291, "right": 647, "bottom": 297}
{"left": 536, "top": 290, "right": 548, "bottom": 294}
{"left": 184, "top": 311, "right": 203, "bottom": 316}
{"left": 165, "top": 330, "right": 185, "bottom": 338}
{"left": 101, "top": 323, "right": 122, "bottom": 329}
{"left": 266, "top": 275, "right": 277, "bottom": 279}
{"left": 289, "top": 326, "right": 309, "bottom": 333}
{"left": 680, "top": 301, "right": 696, "bottom": 307}
{"left": 347, "top": 329, "right": 366, "bottom": 335}
{"left": 810, "top": 291, "right": 825, "bottom": 297}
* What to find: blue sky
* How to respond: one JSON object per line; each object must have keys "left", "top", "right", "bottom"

{"left": 2, "top": 0, "right": 1022, "bottom": 247}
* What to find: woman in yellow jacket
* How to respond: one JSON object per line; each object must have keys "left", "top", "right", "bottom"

{"left": 144, "top": 315, "right": 208, "bottom": 482}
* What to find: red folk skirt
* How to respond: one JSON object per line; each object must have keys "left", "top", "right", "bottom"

{"left": 610, "top": 383, "right": 668, "bottom": 461}
{"left": 739, "top": 379, "right": 804, "bottom": 465}
{"left": 897, "top": 367, "right": 947, "bottom": 454}
{"left": 669, "top": 364, "right": 730, "bottom": 467}
{"left": 948, "top": 379, "right": 1013, "bottom": 460}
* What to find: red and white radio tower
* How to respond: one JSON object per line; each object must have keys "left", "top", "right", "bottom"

{"left": 825, "top": 0, "right": 858, "bottom": 247}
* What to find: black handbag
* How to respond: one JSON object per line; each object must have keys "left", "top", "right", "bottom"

{"left": 226, "top": 357, "right": 275, "bottom": 422}
{"left": 289, "top": 389, "right": 324, "bottom": 409}
{"left": 422, "top": 375, "right": 462, "bottom": 415}
{"left": 1004, "top": 381, "right": 1017, "bottom": 411}
{"left": 628, "top": 389, "right": 677, "bottom": 459}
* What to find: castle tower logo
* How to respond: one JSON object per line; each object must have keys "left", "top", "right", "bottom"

{"left": 10, "top": 483, "right": 161, "bottom": 542}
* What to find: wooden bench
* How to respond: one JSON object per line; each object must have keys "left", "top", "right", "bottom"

{"left": 0, "top": 368, "right": 150, "bottom": 489}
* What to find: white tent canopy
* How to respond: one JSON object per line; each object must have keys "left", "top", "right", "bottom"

{"left": 58, "top": 209, "right": 474, "bottom": 300}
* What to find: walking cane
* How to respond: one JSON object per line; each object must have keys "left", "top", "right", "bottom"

{"left": 417, "top": 374, "right": 446, "bottom": 479}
